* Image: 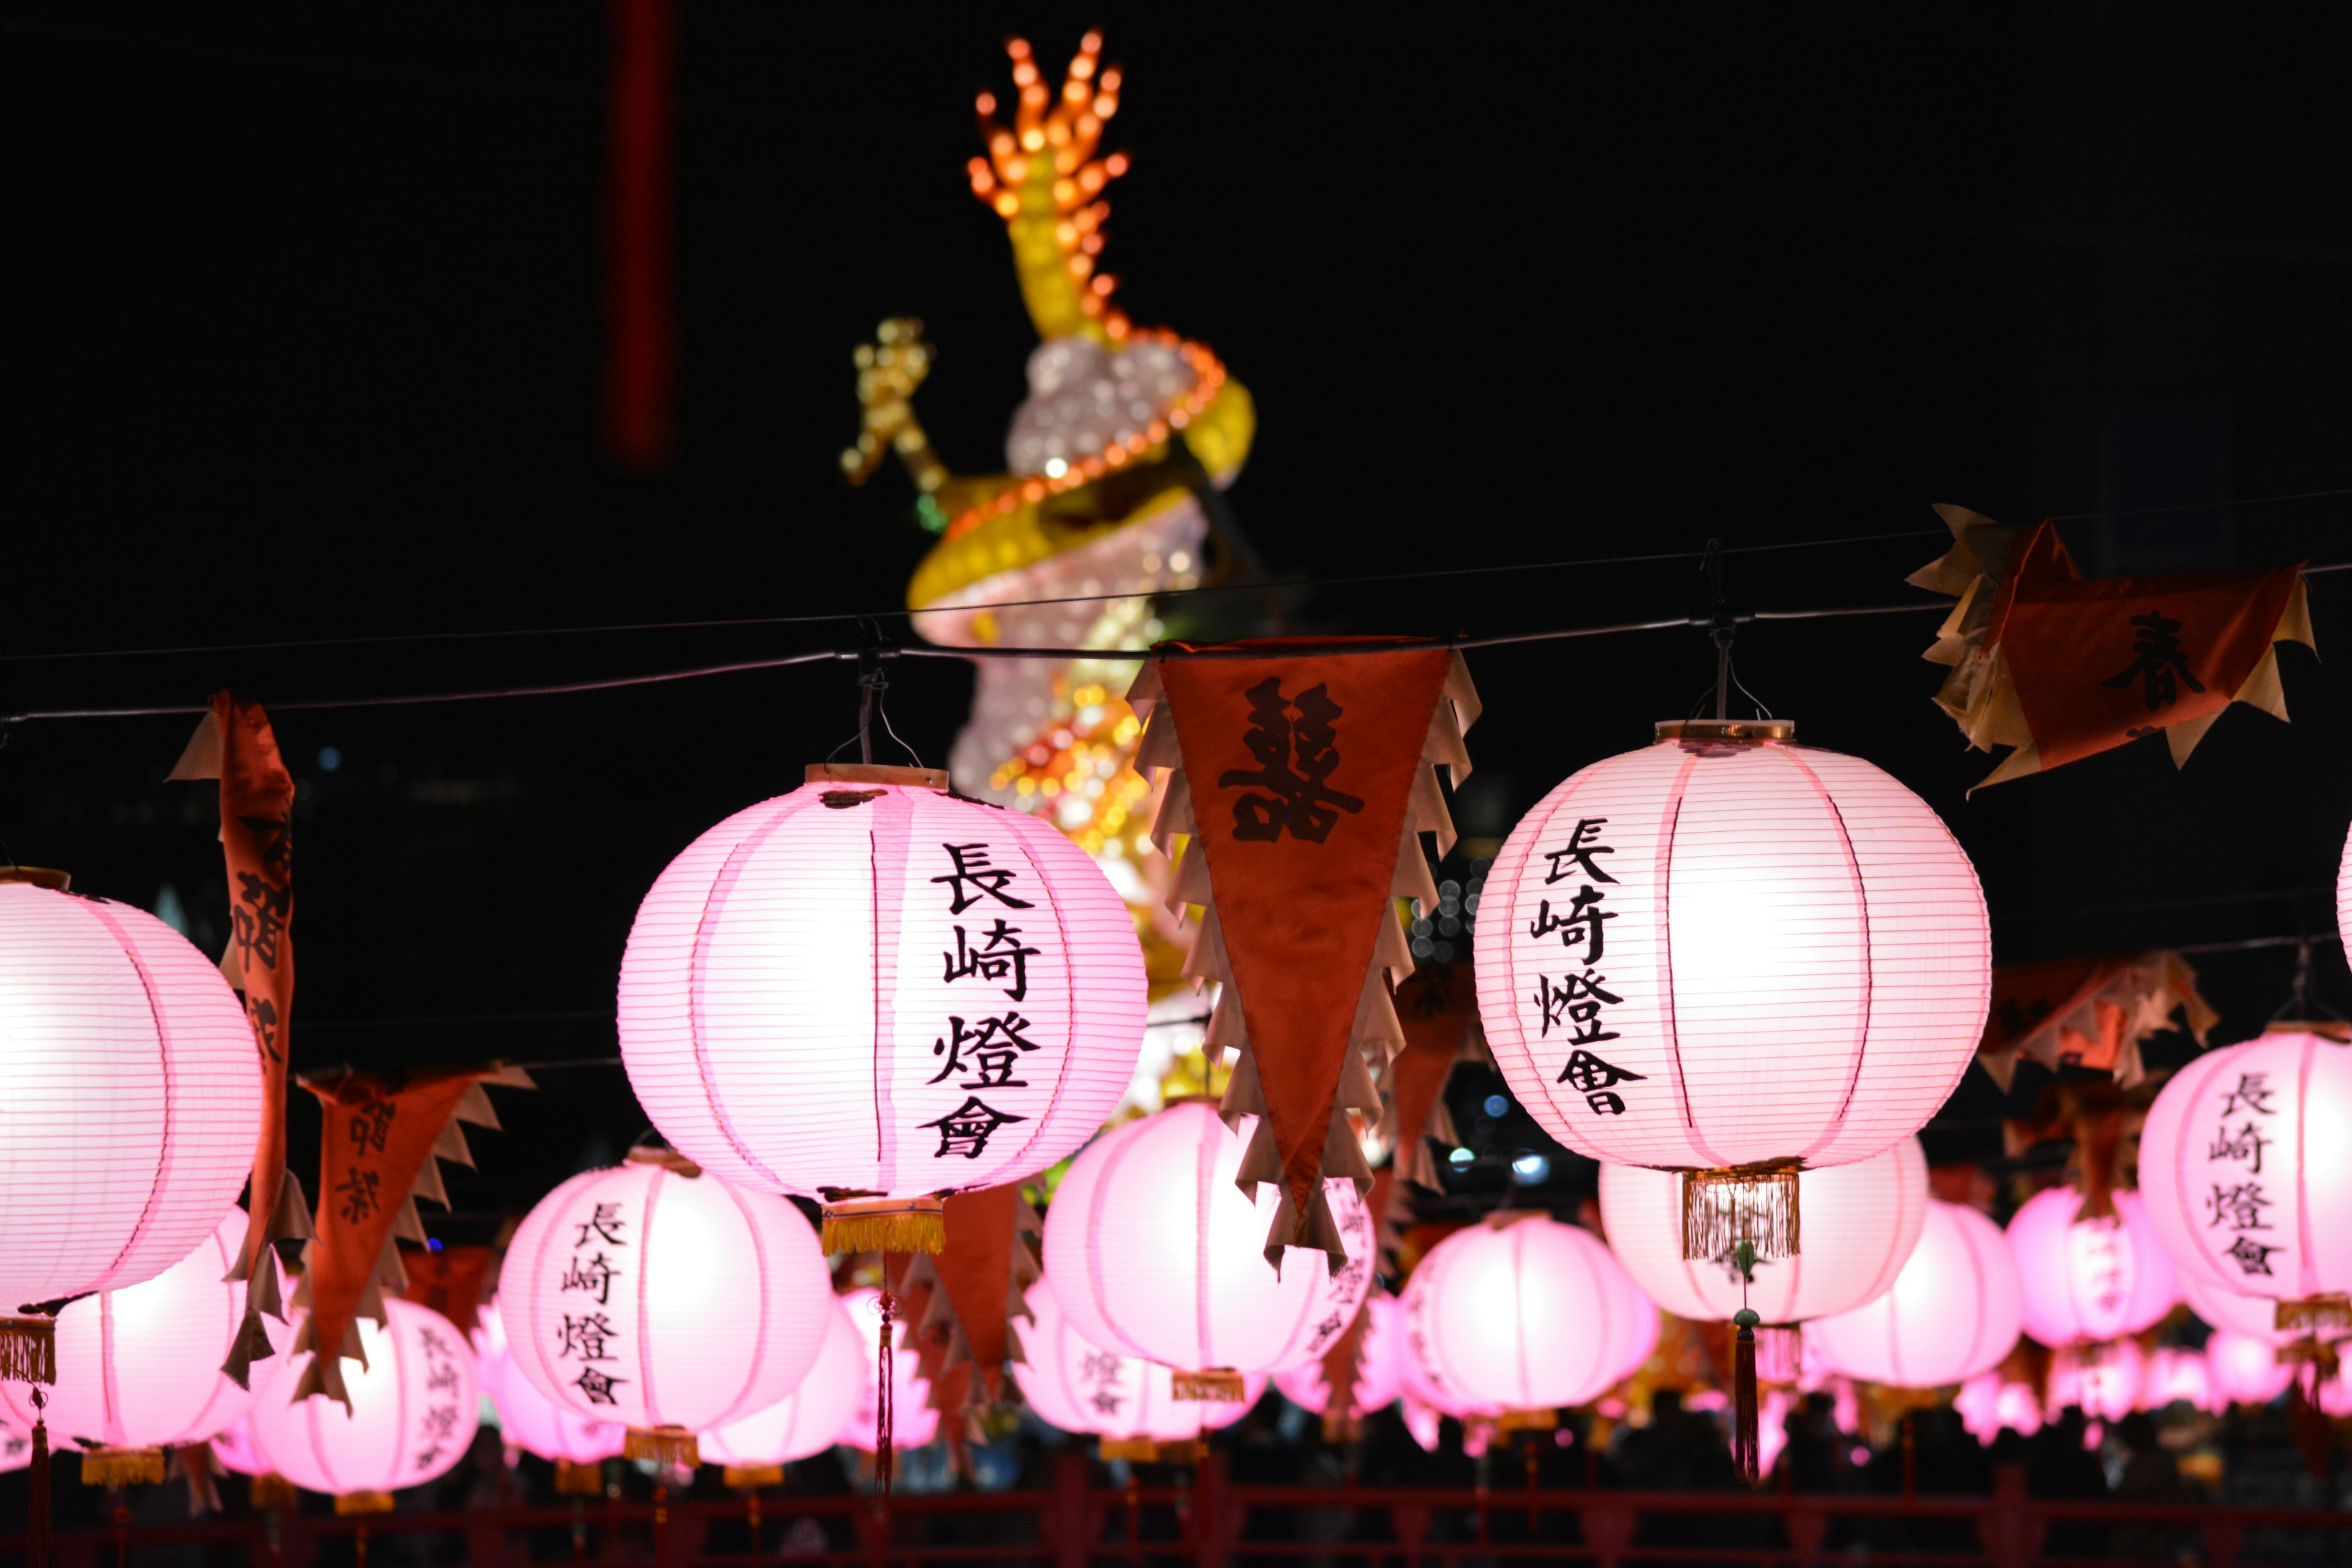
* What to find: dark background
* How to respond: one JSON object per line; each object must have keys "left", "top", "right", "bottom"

{"left": 4, "top": 2, "right": 2350, "bottom": 1232}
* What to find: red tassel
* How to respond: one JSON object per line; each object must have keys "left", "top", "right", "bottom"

{"left": 27, "top": 1413, "right": 50, "bottom": 1568}
{"left": 876, "top": 1286, "right": 896, "bottom": 1510}
{"left": 1733, "top": 1316, "right": 1759, "bottom": 1483}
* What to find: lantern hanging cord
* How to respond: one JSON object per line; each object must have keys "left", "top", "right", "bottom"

{"left": 826, "top": 636, "right": 923, "bottom": 768}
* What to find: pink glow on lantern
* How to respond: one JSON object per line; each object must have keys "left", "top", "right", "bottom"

{"left": 1042, "top": 1102, "right": 1371, "bottom": 1376}
{"left": 1757, "top": 1389, "right": 1793, "bottom": 1477}
{"left": 1601, "top": 1139, "right": 1929, "bottom": 1324}
{"left": 2138, "top": 1347, "right": 2212, "bottom": 1414}
{"left": 1011, "top": 1275, "right": 1262, "bottom": 1443}
{"left": 0, "top": 883, "right": 263, "bottom": 1308}
{"left": 1475, "top": 737, "right": 1989, "bottom": 1172}
{"left": 2204, "top": 1332, "right": 2294, "bottom": 1408}
{"left": 1275, "top": 1294, "right": 1405, "bottom": 1419}
{"left": 207, "top": 1417, "right": 266, "bottom": 1477}
{"left": 1402, "top": 1216, "right": 1657, "bottom": 1413}
{"left": 246, "top": 1298, "right": 478, "bottom": 1496}
{"left": 2005, "top": 1187, "right": 2177, "bottom": 1347}
{"left": 0, "top": 1208, "right": 272, "bottom": 1452}
{"left": 2177, "top": 1273, "right": 2326, "bottom": 1348}
{"left": 1400, "top": 1398, "right": 1442, "bottom": 1452}
{"left": 2140, "top": 1031, "right": 2352, "bottom": 1310}
{"left": 835, "top": 1288, "right": 940, "bottom": 1453}
{"left": 502, "top": 1161, "right": 833, "bottom": 1433}
{"left": 618, "top": 778, "right": 1147, "bottom": 1199}
{"left": 1810, "top": 1200, "right": 2021, "bottom": 1387}
{"left": 473, "top": 1301, "right": 624, "bottom": 1467}
{"left": 700, "top": 1298, "right": 868, "bottom": 1468}
{"left": 1954, "top": 1373, "right": 2044, "bottom": 1443}
{"left": 2045, "top": 1341, "right": 2144, "bottom": 1421}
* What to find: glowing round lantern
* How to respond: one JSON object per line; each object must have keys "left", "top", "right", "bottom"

{"left": 0, "top": 872, "right": 263, "bottom": 1367}
{"left": 1042, "top": 1102, "right": 1371, "bottom": 1390}
{"left": 2044, "top": 1338, "right": 2143, "bottom": 1420}
{"left": 2005, "top": 1186, "right": 2177, "bottom": 1347}
{"left": 2204, "top": 1332, "right": 2294, "bottom": 1408}
{"left": 618, "top": 765, "right": 1147, "bottom": 1251}
{"left": 1955, "top": 1372, "right": 2043, "bottom": 1442}
{"left": 1809, "top": 1200, "right": 2021, "bottom": 1387}
{"left": 0, "top": 1208, "right": 270, "bottom": 1483}
{"left": 699, "top": 1298, "right": 867, "bottom": 1472}
{"left": 2139, "top": 1031, "right": 2352, "bottom": 1335}
{"left": 501, "top": 1154, "right": 833, "bottom": 1460}
{"left": 1474, "top": 723, "right": 1988, "bottom": 1261}
{"left": 1275, "top": 1295, "right": 1406, "bottom": 1420}
{"left": 246, "top": 1298, "right": 478, "bottom": 1502}
{"left": 2139, "top": 1346, "right": 2212, "bottom": 1413}
{"left": 834, "top": 1287, "right": 939, "bottom": 1453}
{"left": 1600, "top": 1139, "right": 1929, "bottom": 1329}
{"left": 473, "top": 1300, "right": 623, "bottom": 1482}
{"left": 206, "top": 1417, "right": 266, "bottom": 1477}
{"left": 1401, "top": 1215, "right": 1655, "bottom": 1415}
{"left": 1011, "top": 1275, "right": 1262, "bottom": 1459}
{"left": 2177, "top": 1272, "right": 2341, "bottom": 1351}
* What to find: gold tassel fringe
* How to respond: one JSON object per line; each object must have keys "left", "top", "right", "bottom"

{"left": 1153, "top": 1440, "right": 1207, "bottom": 1465}
{"left": 0, "top": 1317, "right": 58, "bottom": 1385}
{"left": 722, "top": 1465, "right": 784, "bottom": 1491}
{"left": 1170, "top": 1368, "right": 1246, "bottom": 1402}
{"left": 249, "top": 1474, "right": 299, "bottom": 1512}
{"left": 1496, "top": 1408, "right": 1558, "bottom": 1433}
{"left": 78, "top": 1447, "right": 166, "bottom": 1488}
{"left": 2276, "top": 1294, "right": 2352, "bottom": 1335}
{"left": 1754, "top": 1324, "right": 1804, "bottom": 1386}
{"left": 1681, "top": 1163, "right": 1801, "bottom": 1263}
{"left": 554, "top": 1459, "right": 607, "bottom": 1497}
{"left": 334, "top": 1490, "right": 395, "bottom": 1516}
{"left": 624, "top": 1425, "right": 700, "bottom": 1468}
{"left": 1098, "top": 1438, "right": 1158, "bottom": 1463}
{"left": 820, "top": 1197, "right": 946, "bottom": 1256}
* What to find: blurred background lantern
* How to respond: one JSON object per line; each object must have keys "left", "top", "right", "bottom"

{"left": 698, "top": 1297, "right": 869, "bottom": 1474}
{"left": 834, "top": 1286, "right": 940, "bottom": 1454}
{"left": 244, "top": 1298, "right": 477, "bottom": 1507}
{"left": 2139, "top": 1346, "right": 2213, "bottom": 1414}
{"left": 500, "top": 1152, "right": 832, "bottom": 1464}
{"left": 2139, "top": 1030, "right": 2352, "bottom": 1335}
{"left": 0, "top": 872, "right": 263, "bottom": 1378}
{"left": 1955, "top": 1371, "right": 2045, "bottom": 1443}
{"left": 0, "top": 1208, "right": 272, "bottom": 1485}
{"left": 2044, "top": 1336, "right": 2144, "bottom": 1421}
{"left": 2204, "top": 1330, "right": 2295, "bottom": 1409}
{"left": 1401, "top": 1214, "right": 1656, "bottom": 1417}
{"left": 618, "top": 766, "right": 1147, "bottom": 1253}
{"left": 1475, "top": 726, "right": 1988, "bottom": 1264}
{"left": 473, "top": 1300, "right": 623, "bottom": 1493}
{"left": 2179, "top": 1272, "right": 2346, "bottom": 1350}
{"left": 1041, "top": 1101, "right": 1370, "bottom": 1395}
{"left": 1011, "top": 1276, "right": 1262, "bottom": 1461}
{"left": 2005, "top": 1186, "right": 2179, "bottom": 1348}
{"left": 1275, "top": 1294, "right": 1405, "bottom": 1422}
{"left": 1809, "top": 1199, "right": 2022, "bottom": 1388}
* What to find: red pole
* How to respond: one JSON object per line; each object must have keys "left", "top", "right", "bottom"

{"left": 604, "top": 0, "right": 675, "bottom": 470}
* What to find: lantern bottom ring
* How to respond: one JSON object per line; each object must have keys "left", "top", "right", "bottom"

{"left": 820, "top": 1194, "right": 946, "bottom": 1256}
{"left": 624, "top": 1425, "right": 701, "bottom": 1469}
{"left": 0, "top": 1316, "right": 56, "bottom": 1385}
{"left": 1169, "top": 1368, "right": 1246, "bottom": 1403}
{"left": 1496, "top": 1408, "right": 1559, "bottom": 1433}
{"left": 723, "top": 1464, "right": 785, "bottom": 1491}
{"left": 1680, "top": 1161, "right": 1803, "bottom": 1263}
{"left": 552, "top": 1460, "right": 607, "bottom": 1497}
{"left": 2276, "top": 1294, "right": 2352, "bottom": 1335}
{"left": 333, "top": 1490, "right": 396, "bottom": 1517}
{"left": 1098, "top": 1438, "right": 1158, "bottom": 1463}
{"left": 77, "top": 1447, "right": 165, "bottom": 1489}
{"left": 249, "top": 1475, "right": 298, "bottom": 1512}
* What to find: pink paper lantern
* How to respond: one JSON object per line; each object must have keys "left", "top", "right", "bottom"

{"left": 617, "top": 768, "right": 1147, "bottom": 1247}
{"left": 1600, "top": 1139, "right": 1929, "bottom": 1325}
{"left": 473, "top": 1300, "right": 623, "bottom": 1468}
{"left": 834, "top": 1287, "right": 940, "bottom": 1453}
{"left": 1275, "top": 1294, "right": 1406, "bottom": 1420}
{"left": 2204, "top": 1331, "right": 2294, "bottom": 1408}
{"left": 2005, "top": 1186, "right": 2177, "bottom": 1347}
{"left": 501, "top": 1156, "right": 834, "bottom": 1447}
{"left": 1401, "top": 1215, "right": 1657, "bottom": 1414}
{"left": 2177, "top": 1272, "right": 2323, "bottom": 1348}
{"left": 699, "top": 1298, "right": 868, "bottom": 1469}
{"left": 0, "top": 1208, "right": 268, "bottom": 1463}
{"left": 206, "top": 1417, "right": 266, "bottom": 1477}
{"left": 1011, "top": 1275, "right": 1263, "bottom": 1449}
{"left": 2138, "top": 1346, "right": 2212, "bottom": 1414}
{"left": 246, "top": 1298, "right": 478, "bottom": 1498}
{"left": 1473, "top": 726, "right": 1988, "bottom": 1257}
{"left": 2045, "top": 1340, "right": 2144, "bottom": 1421}
{"left": 2139, "top": 1031, "right": 2352, "bottom": 1331}
{"left": 1955, "top": 1373, "right": 2043, "bottom": 1442}
{"left": 0, "top": 878, "right": 262, "bottom": 1318}
{"left": 1809, "top": 1200, "right": 2021, "bottom": 1387}
{"left": 1042, "top": 1102, "right": 1371, "bottom": 1382}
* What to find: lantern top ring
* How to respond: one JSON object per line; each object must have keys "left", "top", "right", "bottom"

{"left": 1653, "top": 718, "right": 1796, "bottom": 744}
{"left": 803, "top": 762, "right": 951, "bottom": 790}
{"left": 0, "top": 865, "right": 70, "bottom": 891}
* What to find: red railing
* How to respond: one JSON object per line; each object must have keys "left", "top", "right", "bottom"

{"left": 7, "top": 1458, "right": 2348, "bottom": 1568}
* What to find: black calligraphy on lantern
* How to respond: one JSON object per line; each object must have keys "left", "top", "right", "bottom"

{"left": 349, "top": 1099, "right": 395, "bottom": 1156}
{"left": 2219, "top": 1073, "right": 2277, "bottom": 1119}
{"left": 1541, "top": 820, "right": 1619, "bottom": 886}
{"left": 942, "top": 919, "right": 1041, "bottom": 1003}
{"left": 574, "top": 1203, "right": 627, "bottom": 1248}
{"left": 1528, "top": 885, "right": 1615, "bottom": 963}
{"left": 919, "top": 1096, "right": 1028, "bottom": 1159}
{"left": 1556, "top": 1048, "right": 1648, "bottom": 1116}
{"left": 554, "top": 1197, "right": 630, "bottom": 1400}
{"left": 930, "top": 1011, "right": 1042, "bottom": 1090}
{"left": 2224, "top": 1236, "right": 2282, "bottom": 1276}
{"left": 2209, "top": 1120, "right": 2271, "bottom": 1174}
{"left": 1218, "top": 677, "right": 1366, "bottom": 843}
{"left": 2206, "top": 1069, "right": 2284, "bottom": 1278}
{"left": 336, "top": 1167, "right": 381, "bottom": 1224}
{"left": 930, "top": 843, "right": 1035, "bottom": 915}
{"left": 1523, "top": 818, "right": 1637, "bottom": 1117}
{"left": 2206, "top": 1182, "right": 2274, "bottom": 1234}
{"left": 2101, "top": 609, "right": 2206, "bottom": 712}
{"left": 561, "top": 1251, "right": 620, "bottom": 1307}
{"left": 413, "top": 1324, "right": 464, "bottom": 1471}
{"left": 557, "top": 1312, "right": 622, "bottom": 1363}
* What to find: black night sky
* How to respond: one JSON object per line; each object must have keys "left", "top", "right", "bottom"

{"left": 5, "top": 3, "right": 2351, "bottom": 1234}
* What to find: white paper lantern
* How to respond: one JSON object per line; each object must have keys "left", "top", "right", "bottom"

{"left": 1809, "top": 1200, "right": 2022, "bottom": 1388}
{"left": 0, "top": 876, "right": 262, "bottom": 1343}
{"left": 2139, "top": 1031, "right": 2352, "bottom": 1333}
{"left": 698, "top": 1297, "right": 868, "bottom": 1469}
{"left": 1473, "top": 725, "right": 1988, "bottom": 1261}
{"left": 1011, "top": 1275, "right": 1262, "bottom": 1455}
{"left": 473, "top": 1300, "right": 624, "bottom": 1469}
{"left": 1402, "top": 1216, "right": 1656, "bottom": 1415}
{"left": 0, "top": 1208, "right": 270, "bottom": 1478}
{"left": 1600, "top": 1138, "right": 1929, "bottom": 1325}
{"left": 2005, "top": 1186, "right": 2177, "bottom": 1348}
{"left": 618, "top": 767, "right": 1147, "bottom": 1250}
{"left": 246, "top": 1298, "right": 478, "bottom": 1500}
{"left": 501, "top": 1155, "right": 833, "bottom": 1456}
{"left": 1041, "top": 1102, "right": 1371, "bottom": 1388}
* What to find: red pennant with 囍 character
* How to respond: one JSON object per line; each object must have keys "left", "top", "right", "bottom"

{"left": 1912, "top": 510, "right": 2312, "bottom": 790}
{"left": 1128, "top": 639, "right": 1479, "bottom": 1265}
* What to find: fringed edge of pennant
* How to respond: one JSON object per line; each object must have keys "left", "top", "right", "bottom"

{"left": 1169, "top": 1368, "right": 1247, "bottom": 1403}
{"left": 78, "top": 1447, "right": 167, "bottom": 1488}
{"left": 0, "top": 1316, "right": 56, "bottom": 1385}
{"left": 821, "top": 1196, "right": 947, "bottom": 1256}
{"left": 170, "top": 1443, "right": 221, "bottom": 1517}
{"left": 2277, "top": 1294, "right": 2352, "bottom": 1335}
{"left": 1680, "top": 1163, "right": 1802, "bottom": 1263}
{"left": 623, "top": 1426, "right": 700, "bottom": 1468}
